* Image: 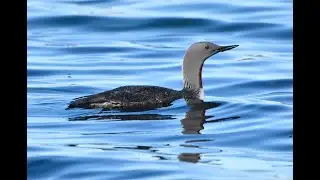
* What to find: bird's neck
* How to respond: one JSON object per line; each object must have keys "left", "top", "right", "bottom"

{"left": 182, "top": 56, "right": 205, "bottom": 101}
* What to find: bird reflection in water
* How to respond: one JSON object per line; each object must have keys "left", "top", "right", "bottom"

{"left": 178, "top": 153, "right": 201, "bottom": 163}
{"left": 180, "top": 101, "right": 218, "bottom": 134}
{"left": 67, "top": 101, "right": 237, "bottom": 164}
{"left": 68, "top": 101, "right": 240, "bottom": 134}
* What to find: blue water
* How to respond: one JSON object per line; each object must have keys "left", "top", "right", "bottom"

{"left": 27, "top": 0, "right": 293, "bottom": 179}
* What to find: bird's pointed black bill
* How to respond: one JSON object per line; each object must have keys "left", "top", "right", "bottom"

{"left": 218, "top": 45, "right": 239, "bottom": 52}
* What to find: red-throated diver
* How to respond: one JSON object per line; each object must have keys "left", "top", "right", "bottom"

{"left": 67, "top": 42, "right": 238, "bottom": 111}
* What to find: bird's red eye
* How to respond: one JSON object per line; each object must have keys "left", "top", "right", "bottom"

{"left": 205, "top": 45, "right": 209, "bottom": 49}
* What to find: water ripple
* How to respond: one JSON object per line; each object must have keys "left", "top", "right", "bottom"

{"left": 28, "top": 0, "right": 292, "bottom": 179}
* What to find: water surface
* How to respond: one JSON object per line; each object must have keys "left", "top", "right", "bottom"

{"left": 27, "top": 0, "right": 293, "bottom": 179}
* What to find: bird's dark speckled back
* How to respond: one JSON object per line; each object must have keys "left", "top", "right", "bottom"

{"left": 67, "top": 85, "right": 183, "bottom": 111}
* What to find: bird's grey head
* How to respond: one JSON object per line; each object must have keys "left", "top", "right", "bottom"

{"left": 184, "top": 41, "right": 238, "bottom": 63}
{"left": 182, "top": 41, "right": 238, "bottom": 100}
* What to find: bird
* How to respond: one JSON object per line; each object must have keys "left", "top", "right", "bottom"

{"left": 67, "top": 41, "right": 238, "bottom": 111}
